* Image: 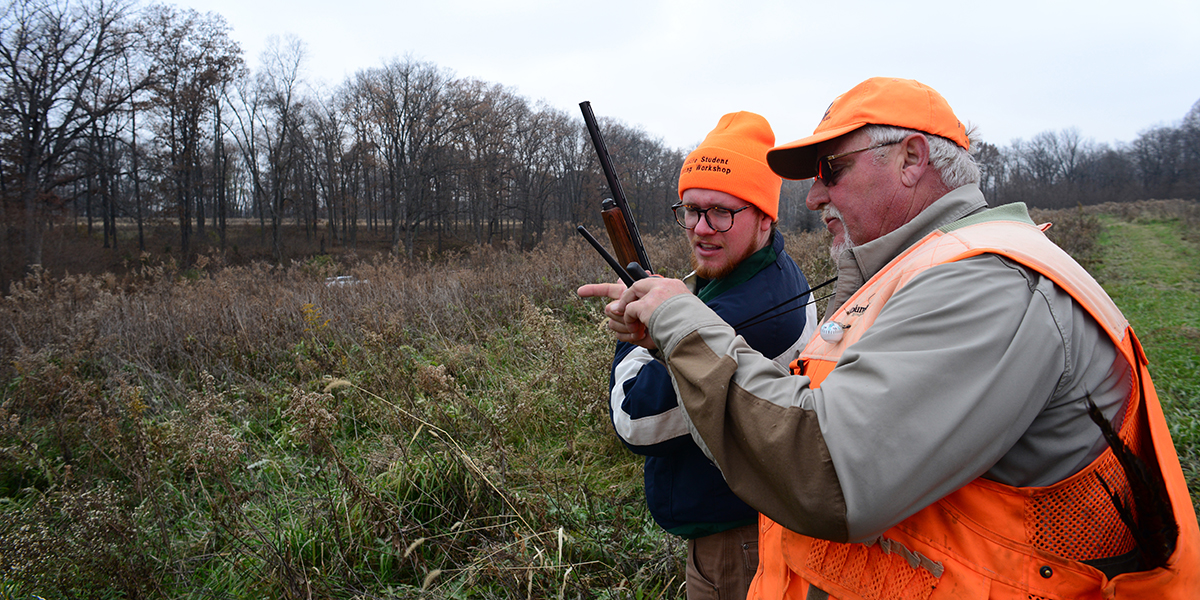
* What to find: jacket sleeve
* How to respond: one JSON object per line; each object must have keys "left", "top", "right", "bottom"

{"left": 609, "top": 341, "right": 695, "bottom": 457}
{"left": 648, "top": 255, "right": 1084, "bottom": 543}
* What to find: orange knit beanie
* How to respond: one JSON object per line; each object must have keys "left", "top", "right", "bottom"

{"left": 678, "top": 111, "right": 782, "bottom": 221}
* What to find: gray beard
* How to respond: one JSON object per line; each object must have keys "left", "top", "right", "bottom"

{"left": 824, "top": 206, "right": 856, "bottom": 263}
{"left": 830, "top": 235, "right": 855, "bottom": 264}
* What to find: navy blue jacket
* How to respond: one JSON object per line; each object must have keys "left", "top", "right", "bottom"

{"left": 609, "top": 232, "right": 816, "bottom": 537}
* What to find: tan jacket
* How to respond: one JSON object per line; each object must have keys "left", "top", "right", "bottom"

{"left": 754, "top": 210, "right": 1200, "bottom": 598}
{"left": 647, "top": 187, "right": 1130, "bottom": 541}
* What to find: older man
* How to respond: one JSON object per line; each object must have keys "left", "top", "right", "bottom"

{"left": 581, "top": 78, "right": 1198, "bottom": 599}
{"left": 602, "top": 111, "right": 816, "bottom": 600}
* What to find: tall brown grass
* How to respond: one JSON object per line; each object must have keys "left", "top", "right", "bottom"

{"left": 1, "top": 202, "right": 1191, "bottom": 598}
{"left": 1, "top": 230, "right": 710, "bottom": 597}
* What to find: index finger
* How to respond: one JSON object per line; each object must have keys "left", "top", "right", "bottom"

{"left": 577, "top": 282, "right": 627, "bottom": 301}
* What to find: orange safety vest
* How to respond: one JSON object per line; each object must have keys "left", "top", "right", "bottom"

{"left": 751, "top": 218, "right": 1200, "bottom": 599}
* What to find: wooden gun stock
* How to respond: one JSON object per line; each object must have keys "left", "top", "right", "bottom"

{"left": 601, "top": 198, "right": 641, "bottom": 271}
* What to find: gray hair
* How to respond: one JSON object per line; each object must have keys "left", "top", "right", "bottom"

{"left": 862, "top": 125, "right": 980, "bottom": 188}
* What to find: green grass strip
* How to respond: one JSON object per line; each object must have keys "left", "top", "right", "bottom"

{"left": 1096, "top": 217, "right": 1200, "bottom": 511}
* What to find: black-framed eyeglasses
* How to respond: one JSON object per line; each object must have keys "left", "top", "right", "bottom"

{"left": 671, "top": 202, "right": 752, "bottom": 233}
{"left": 815, "top": 140, "right": 901, "bottom": 187}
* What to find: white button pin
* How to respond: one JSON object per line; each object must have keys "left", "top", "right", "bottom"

{"left": 820, "top": 321, "right": 845, "bottom": 343}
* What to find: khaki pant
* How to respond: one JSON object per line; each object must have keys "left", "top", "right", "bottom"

{"left": 685, "top": 522, "right": 759, "bottom": 600}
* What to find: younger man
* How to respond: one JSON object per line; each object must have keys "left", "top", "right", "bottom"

{"left": 606, "top": 111, "right": 817, "bottom": 600}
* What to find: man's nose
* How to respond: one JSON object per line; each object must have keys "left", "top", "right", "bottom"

{"left": 692, "top": 213, "right": 717, "bottom": 234}
{"left": 806, "top": 182, "right": 828, "bottom": 212}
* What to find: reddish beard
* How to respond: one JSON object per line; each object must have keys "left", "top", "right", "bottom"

{"left": 690, "top": 239, "right": 760, "bottom": 280}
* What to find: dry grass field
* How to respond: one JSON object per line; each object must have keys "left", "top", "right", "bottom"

{"left": 0, "top": 200, "right": 1196, "bottom": 599}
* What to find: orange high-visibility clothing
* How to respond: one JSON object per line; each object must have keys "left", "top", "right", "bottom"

{"left": 752, "top": 218, "right": 1200, "bottom": 599}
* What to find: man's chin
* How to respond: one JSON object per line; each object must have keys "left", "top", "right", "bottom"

{"left": 829, "top": 235, "right": 855, "bottom": 263}
{"left": 692, "top": 256, "right": 735, "bottom": 280}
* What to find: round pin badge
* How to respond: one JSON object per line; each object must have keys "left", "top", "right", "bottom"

{"left": 820, "top": 321, "right": 845, "bottom": 343}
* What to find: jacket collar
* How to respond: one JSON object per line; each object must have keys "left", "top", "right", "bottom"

{"left": 826, "top": 185, "right": 989, "bottom": 319}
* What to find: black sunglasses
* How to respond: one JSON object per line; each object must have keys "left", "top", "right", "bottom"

{"left": 815, "top": 140, "right": 901, "bottom": 187}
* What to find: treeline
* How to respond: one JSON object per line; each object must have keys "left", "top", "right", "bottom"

{"left": 977, "top": 111, "right": 1200, "bottom": 209}
{"left": 0, "top": 0, "right": 684, "bottom": 274}
{"left": 3, "top": 0, "right": 1199, "bottom": 279}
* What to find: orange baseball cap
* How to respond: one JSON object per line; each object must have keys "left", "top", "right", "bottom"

{"left": 766, "top": 77, "right": 969, "bottom": 180}
{"left": 678, "top": 111, "right": 783, "bottom": 221}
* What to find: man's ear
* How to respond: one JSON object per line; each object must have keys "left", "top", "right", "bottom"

{"left": 899, "top": 133, "right": 929, "bottom": 188}
{"left": 759, "top": 210, "right": 774, "bottom": 232}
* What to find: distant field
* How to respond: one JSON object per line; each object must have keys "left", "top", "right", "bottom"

{"left": 2, "top": 216, "right": 542, "bottom": 292}
{"left": 0, "top": 200, "right": 1196, "bottom": 598}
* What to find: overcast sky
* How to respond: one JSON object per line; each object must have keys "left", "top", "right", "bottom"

{"left": 176, "top": 0, "right": 1200, "bottom": 152}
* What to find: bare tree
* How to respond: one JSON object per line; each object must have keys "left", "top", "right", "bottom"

{"left": 357, "top": 57, "right": 455, "bottom": 257}
{"left": 227, "top": 71, "right": 267, "bottom": 235}
{"left": 308, "top": 89, "right": 349, "bottom": 249}
{"left": 337, "top": 80, "right": 379, "bottom": 244}
{"left": 1021, "top": 132, "right": 1063, "bottom": 190}
{"left": 125, "top": 48, "right": 151, "bottom": 251}
{"left": 508, "top": 101, "right": 559, "bottom": 249}
{"left": 545, "top": 109, "right": 595, "bottom": 242}
{"left": 0, "top": 0, "right": 147, "bottom": 271}
{"left": 1079, "top": 144, "right": 1138, "bottom": 204}
{"left": 445, "top": 78, "right": 522, "bottom": 244}
{"left": 1131, "top": 126, "right": 1182, "bottom": 199}
{"left": 258, "top": 34, "right": 306, "bottom": 263}
{"left": 595, "top": 119, "right": 676, "bottom": 233}
{"left": 143, "top": 4, "right": 241, "bottom": 264}
{"left": 973, "top": 141, "right": 1006, "bottom": 205}
{"left": 212, "top": 69, "right": 241, "bottom": 248}
{"left": 1179, "top": 99, "right": 1200, "bottom": 199}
